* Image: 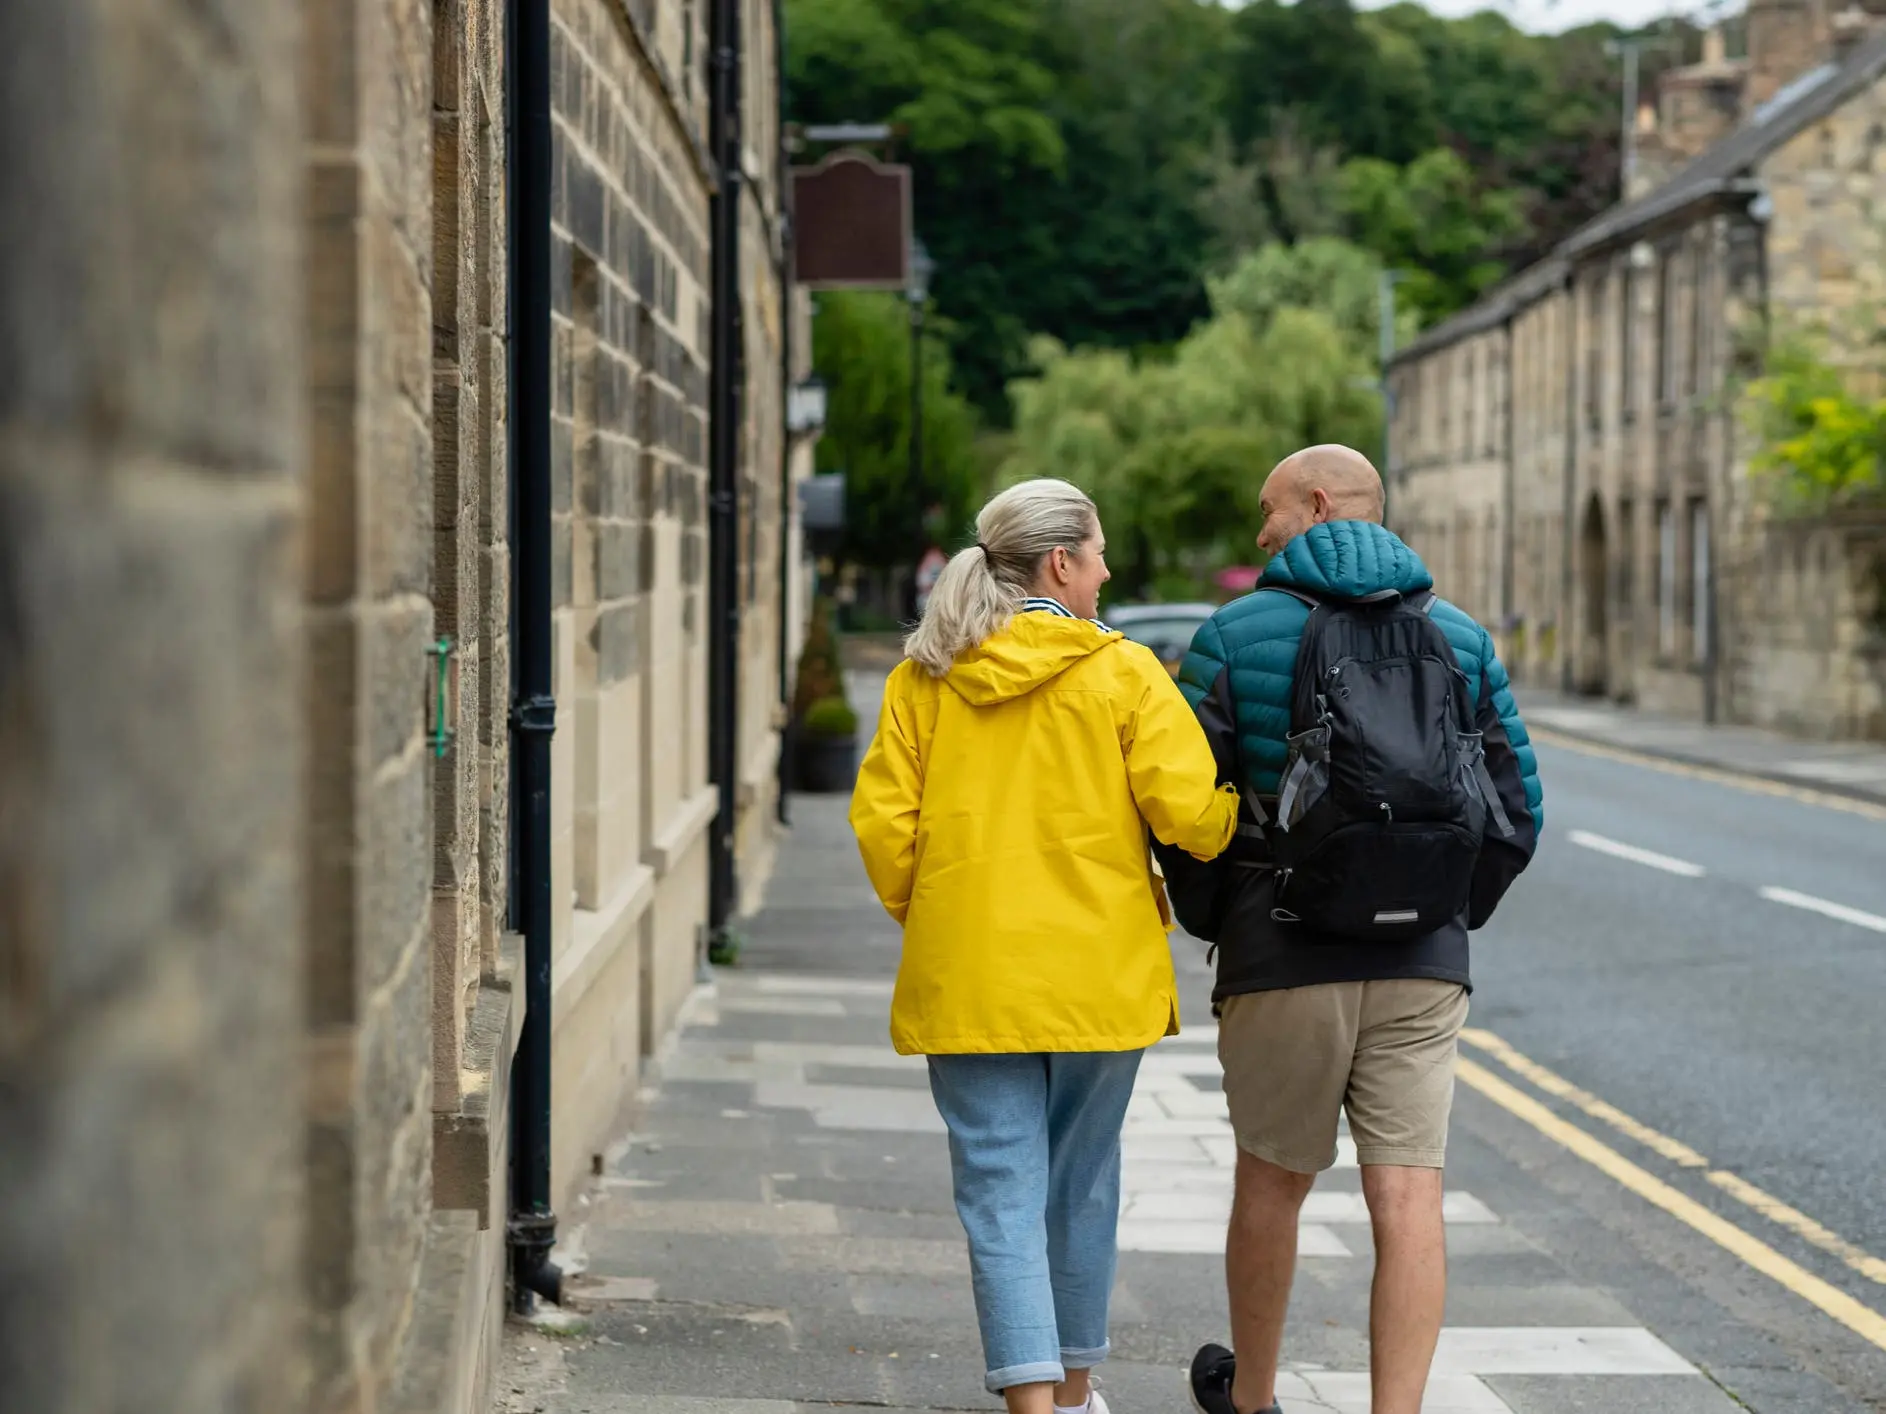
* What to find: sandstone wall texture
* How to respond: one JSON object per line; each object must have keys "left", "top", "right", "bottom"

{"left": 0, "top": 3, "right": 307, "bottom": 1412}
{"left": 0, "top": 0, "right": 802, "bottom": 1408}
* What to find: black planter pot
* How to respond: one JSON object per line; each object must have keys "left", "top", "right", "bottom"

{"left": 796, "top": 733, "right": 859, "bottom": 793}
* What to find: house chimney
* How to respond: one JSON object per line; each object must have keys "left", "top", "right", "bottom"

{"left": 1703, "top": 26, "right": 1726, "bottom": 65}
{"left": 1831, "top": 4, "right": 1880, "bottom": 57}
{"left": 1746, "top": 0, "right": 1830, "bottom": 111}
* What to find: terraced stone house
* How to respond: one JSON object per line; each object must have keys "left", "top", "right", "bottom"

{"left": 1387, "top": 2, "right": 1886, "bottom": 739}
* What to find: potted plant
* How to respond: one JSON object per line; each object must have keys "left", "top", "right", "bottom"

{"left": 796, "top": 694, "right": 861, "bottom": 792}
{"left": 790, "top": 597, "right": 860, "bottom": 793}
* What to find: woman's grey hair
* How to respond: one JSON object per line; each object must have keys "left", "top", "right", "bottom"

{"left": 903, "top": 478, "right": 1100, "bottom": 677}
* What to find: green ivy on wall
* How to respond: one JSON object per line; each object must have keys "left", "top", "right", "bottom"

{"left": 1741, "top": 322, "right": 1886, "bottom": 514}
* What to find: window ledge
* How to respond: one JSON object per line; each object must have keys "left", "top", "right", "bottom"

{"left": 432, "top": 933, "right": 523, "bottom": 1226}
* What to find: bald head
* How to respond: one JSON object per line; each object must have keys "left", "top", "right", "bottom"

{"left": 1257, "top": 444, "right": 1385, "bottom": 556}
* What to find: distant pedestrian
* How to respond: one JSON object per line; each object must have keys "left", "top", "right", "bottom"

{"left": 849, "top": 477, "right": 1239, "bottom": 1414}
{"left": 1160, "top": 446, "right": 1542, "bottom": 1414}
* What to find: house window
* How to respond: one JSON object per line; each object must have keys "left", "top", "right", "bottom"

{"left": 1688, "top": 242, "right": 1708, "bottom": 398}
{"left": 1656, "top": 251, "right": 1675, "bottom": 409}
{"left": 1585, "top": 277, "right": 1604, "bottom": 432}
{"left": 1618, "top": 498, "right": 1635, "bottom": 610}
{"left": 1621, "top": 267, "right": 1637, "bottom": 422}
{"left": 1487, "top": 513, "right": 1501, "bottom": 620}
{"left": 1690, "top": 497, "right": 1710, "bottom": 665}
{"left": 1657, "top": 499, "right": 1676, "bottom": 657}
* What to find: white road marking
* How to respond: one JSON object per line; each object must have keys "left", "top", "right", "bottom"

{"left": 1430, "top": 1326, "right": 1698, "bottom": 1376}
{"left": 1566, "top": 829, "right": 1707, "bottom": 878}
{"left": 1759, "top": 886, "right": 1886, "bottom": 934}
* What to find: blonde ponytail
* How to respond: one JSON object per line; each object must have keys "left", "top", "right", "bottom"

{"left": 904, "top": 478, "right": 1099, "bottom": 676}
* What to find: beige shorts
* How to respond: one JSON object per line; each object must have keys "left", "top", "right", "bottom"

{"left": 1217, "top": 979, "right": 1469, "bottom": 1173}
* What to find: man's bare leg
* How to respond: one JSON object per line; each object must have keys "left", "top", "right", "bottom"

{"left": 1226, "top": 1150, "right": 1317, "bottom": 1413}
{"left": 1362, "top": 1164, "right": 1447, "bottom": 1414}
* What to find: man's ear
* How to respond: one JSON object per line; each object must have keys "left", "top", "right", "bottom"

{"left": 1310, "top": 487, "right": 1333, "bottom": 523}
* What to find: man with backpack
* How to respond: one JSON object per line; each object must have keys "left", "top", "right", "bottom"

{"left": 1157, "top": 445, "right": 1542, "bottom": 1414}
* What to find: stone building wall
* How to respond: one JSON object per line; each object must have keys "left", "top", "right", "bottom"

{"left": 1729, "top": 514, "right": 1886, "bottom": 739}
{"left": 545, "top": 0, "right": 728, "bottom": 1210}
{"left": 1386, "top": 24, "right": 1886, "bottom": 740}
{"left": 301, "top": 0, "right": 449, "bottom": 1402}
{"left": 0, "top": 4, "right": 308, "bottom": 1412}
{"left": 1, "top": 0, "right": 799, "bottom": 1410}
{"left": 1507, "top": 285, "right": 1572, "bottom": 687}
{"left": 1390, "top": 326, "right": 1509, "bottom": 634}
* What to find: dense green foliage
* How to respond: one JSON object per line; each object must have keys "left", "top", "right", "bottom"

{"left": 1003, "top": 240, "right": 1387, "bottom": 597}
{"left": 1743, "top": 319, "right": 1886, "bottom": 513}
{"left": 786, "top": 0, "right": 1705, "bottom": 585}
{"left": 809, "top": 290, "right": 980, "bottom": 570}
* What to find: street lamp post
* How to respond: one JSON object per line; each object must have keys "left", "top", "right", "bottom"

{"left": 1378, "top": 268, "right": 1411, "bottom": 507}
{"left": 907, "top": 239, "right": 934, "bottom": 509}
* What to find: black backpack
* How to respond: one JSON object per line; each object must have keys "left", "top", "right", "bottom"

{"left": 1255, "top": 586, "right": 1516, "bottom": 941}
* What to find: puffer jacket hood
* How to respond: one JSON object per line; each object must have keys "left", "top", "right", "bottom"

{"left": 943, "top": 611, "right": 1121, "bottom": 707}
{"left": 1260, "top": 520, "right": 1434, "bottom": 601}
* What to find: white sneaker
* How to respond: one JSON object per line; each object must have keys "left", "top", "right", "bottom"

{"left": 1056, "top": 1390, "right": 1110, "bottom": 1414}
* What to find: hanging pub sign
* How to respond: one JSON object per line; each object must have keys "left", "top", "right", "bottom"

{"left": 790, "top": 151, "right": 912, "bottom": 290}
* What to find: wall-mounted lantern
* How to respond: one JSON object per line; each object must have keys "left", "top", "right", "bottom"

{"left": 788, "top": 375, "right": 828, "bottom": 436}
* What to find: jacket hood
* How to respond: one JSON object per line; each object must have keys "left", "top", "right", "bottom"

{"left": 1260, "top": 520, "right": 1433, "bottom": 600}
{"left": 944, "top": 610, "right": 1122, "bottom": 706}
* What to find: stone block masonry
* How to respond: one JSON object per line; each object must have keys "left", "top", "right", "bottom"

{"left": 0, "top": 0, "right": 804, "bottom": 1409}
{"left": 0, "top": 4, "right": 307, "bottom": 1414}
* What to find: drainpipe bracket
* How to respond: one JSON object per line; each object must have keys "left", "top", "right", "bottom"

{"left": 512, "top": 693, "right": 557, "bottom": 736}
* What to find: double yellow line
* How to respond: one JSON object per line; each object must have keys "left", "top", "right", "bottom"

{"left": 1457, "top": 1026, "right": 1886, "bottom": 1351}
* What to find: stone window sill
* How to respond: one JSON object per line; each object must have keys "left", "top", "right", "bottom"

{"left": 432, "top": 933, "right": 523, "bottom": 1226}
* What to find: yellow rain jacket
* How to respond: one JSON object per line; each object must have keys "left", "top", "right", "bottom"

{"left": 849, "top": 611, "right": 1239, "bottom": 1055}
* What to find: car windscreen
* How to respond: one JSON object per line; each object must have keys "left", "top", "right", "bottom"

{"left": 1115, "top": 615, "right": 1208, "bottom": 661}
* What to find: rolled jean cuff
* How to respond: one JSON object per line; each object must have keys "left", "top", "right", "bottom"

{"left": 1060, "top": 1341, "right": 1110, "bottom": 1370}
{"left": 986, "top": 1360, "right": 1066, "bottom": 1394}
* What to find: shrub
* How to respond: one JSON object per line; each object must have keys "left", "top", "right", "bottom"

{"left": 792, "top": 596, "right": 846, "bottom": 719}
{"left": 1742, "top": 322, "right": 1886, "bottom": 514}
{"left": 801, "top": 695, "right": 859, "bottom": 739}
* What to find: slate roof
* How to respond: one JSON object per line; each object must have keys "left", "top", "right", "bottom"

{"left": 1389, "top": 25, "right": 1886, "bottom": 367}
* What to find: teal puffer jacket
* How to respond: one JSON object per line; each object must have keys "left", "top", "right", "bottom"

{"left": 1177, "top": 520, "right": 1542, "bottom": 823}
{"left": 1165, "top": 520, "right": 1544, "bottom": 1001}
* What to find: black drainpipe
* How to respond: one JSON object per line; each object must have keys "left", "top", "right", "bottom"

{"left": 707, "top": 0, "right": 745, "bottom": 942}
{"left": 505, "top": 0, "right": 562, "bottom": 1313}
{"left": 774, "top": 0, "right": 794, "bottom": 827}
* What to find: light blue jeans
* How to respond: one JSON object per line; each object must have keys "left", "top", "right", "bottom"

{"left": 927, "top": 1051, "right": 1145, "bottom": 1393}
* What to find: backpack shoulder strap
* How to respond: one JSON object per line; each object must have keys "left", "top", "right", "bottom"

{"left": 1261, "top": 585, "right": 1323, "bottom": 611}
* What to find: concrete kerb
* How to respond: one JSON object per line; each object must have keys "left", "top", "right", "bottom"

{"left": 1527, "top": 717, "right": 1886, "bottom": 812}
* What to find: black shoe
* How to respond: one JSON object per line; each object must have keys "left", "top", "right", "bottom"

{"left": 1188, "top": 1343, "right": 1281, "bottom": 1414}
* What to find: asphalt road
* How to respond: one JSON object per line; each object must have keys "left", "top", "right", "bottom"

{"left": 1459, "top": 732, "right": 1886, "bottom": 1403}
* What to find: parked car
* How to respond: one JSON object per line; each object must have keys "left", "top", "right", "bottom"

{"left": 1103, "top": 601, "right": 1217, "bottom": 676}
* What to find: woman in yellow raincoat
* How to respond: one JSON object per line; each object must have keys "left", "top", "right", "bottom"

{"left": 849, "top": 477, "right": 1238, "bottom": 1414}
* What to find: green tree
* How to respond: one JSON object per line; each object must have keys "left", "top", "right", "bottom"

{"left": 1001, "top": 243, "right": 1382, "bottom": 596}
{"left": 810, "top": 291, "right": 980, "bottom": 570}
{"left": 1337, "top": 149, "right": 1526, "bottom": 321}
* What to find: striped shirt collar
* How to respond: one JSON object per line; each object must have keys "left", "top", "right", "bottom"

{"left": 1022, "top": 596, "right": 1112, "bottom": 633}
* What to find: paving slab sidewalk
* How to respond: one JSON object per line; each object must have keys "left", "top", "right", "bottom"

{"left": 497, "top": 757, "right": 1750, "bottom": 1414}
{"left": 1517, "top": 688, "right": 1886, "bottom": 807}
